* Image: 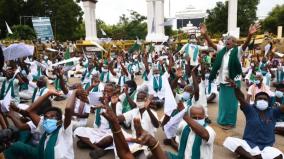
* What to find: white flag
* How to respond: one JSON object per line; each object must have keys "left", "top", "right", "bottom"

{"left": 101, "top": 28, "right": 106, "bottom": 36}
{"left": 5, "top": 21, "right": 13, "bottom": 34}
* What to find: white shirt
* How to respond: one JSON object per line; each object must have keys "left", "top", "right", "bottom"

{"left": 37, "top": 119, "right": 74, "bottom": 159}
{"left": 192, "top": 81, "right": 208, "bottom": 108}
{"left": 178, "top": 121, "right": 216, "bottom": 159}
{"left": 93, "top": 102, "right": 123, "bottom": 130}
{"left": 34, "top": 86, "right": 49, "bottom": 102}
{"left": 123, "top": 108, "right": 158, "bottom": 137}
{"left": 66, "top": 90, "right": 91, "bottom": 124}
{"left": 216, "top": 45, "right": 243, "bottom": 84}
{"left": 179, "top": 43, "right": 208, "bottom": 66}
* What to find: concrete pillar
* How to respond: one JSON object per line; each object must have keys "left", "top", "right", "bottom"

{"left": 146, "top": 0, "right": 168, "bottom": 42}
{"left": 278, "top": 26, "right": 283, "bottom": 39}
{"left": 82, "top": 0, "right": 97, "bottom": 41}
{"left": 227, "top": 0, "right": 239, "bottom": 38}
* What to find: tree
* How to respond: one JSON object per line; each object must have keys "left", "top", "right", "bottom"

{"left": 262, "top": 4, "right": 284, "bottom": 35}
{"left": 0, "top": 0, "right": 83, "bottom": 41}
{"left": 205, "top": 0, "right": 259, "bottom": 37}
{"left": 9, "top": 25, "right": 36, "bottom": 40}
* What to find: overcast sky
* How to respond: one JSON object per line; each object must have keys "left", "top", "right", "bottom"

{"left": 83, "top": 0, "right": 284, "bottom": 25}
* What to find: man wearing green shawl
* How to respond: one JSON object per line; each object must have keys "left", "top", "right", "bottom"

{"left": 8, "top": 89, "right": 74, "bottom": 159}
{"left": 166, "top": 106, "right": 216, "bottom": 159}
{"left": 200, "top": 23, "right": 261, "bottom": 129}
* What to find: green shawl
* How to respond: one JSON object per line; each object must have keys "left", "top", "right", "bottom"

{"left": 153, "top": 76, "right": 162, "bottom": 92}
{"left": 38, "top": 128, "right": 60, "bottom": 159}
{"left": 122, "top": 90, "right": 137, "bottom": 113}
{"left": 0, "top": 79, "right": 15, "bottom": 100}
{"left": 209, "top": 46, "right": 242, "bottom": 81}
{"left": 32, "top": 87, "right": 47, "bottom": 102}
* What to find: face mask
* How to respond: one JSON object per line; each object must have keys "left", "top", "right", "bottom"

{"left": 205, "top": 73, "right": 210, "bottom": 79}
{"left": 136, "top": 102, "right": 145, "bottom": 109}
{"left": 102, "top": 68, "right": 108, "bottom": 72}
{"left": 251, "top": 63, "right": 255, "bottom": 67}
{"left": 182, "top": 92, "right": 190, "bottom": 101}
{"left": 194, "top": 119, "right": 205, "bottom": 126}
{"left": 43, "top": 119, "right": 58, "bottom": 134}
{"left": 275, "top": 91, "right": 283, "bottom": 98}
{"left": 254, "top": 80, "right": 260, "bottom": 85}
{"left": 256, "top": 100, "right": 269, "bottom": 111}
{"left": 154, "top": 74, "right": 160, "bottom": 78}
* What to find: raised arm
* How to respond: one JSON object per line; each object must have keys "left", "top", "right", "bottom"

{"left": 242, "top": 23, "right": 261, "bottom": 51}
{"left": 192, "top": 65, "right": 200, "bottom": 101}
{"left": 56, "top": 67, "right": 69, "bottom": 94}
{"left": 26, "top": 90, "right": 61, "bottom": 126}
{"left": 101, "top": 105, "right": 135, "bottom": 159}
{"left": 226, "top": 78, "right": 248, "bottom": 109}
{"left": 145, "top": 97, "right": 160, "bottom": 128}
{"left": 200, "top": 23, "right": 217, "bottom": 51}
{"left": 183, "top": 112, "right": 210, "bottom": 141}
{"left": 64, "top": 89, "right": 77, "bottom": 129}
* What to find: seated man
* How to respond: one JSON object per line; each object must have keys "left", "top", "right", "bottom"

{"left": 247, "top": 73, "right": 272, "bottom": 104}
{"left": 167, "top": 106, "right": 216, "bottom": 159}
{"left": 74, "top": 83, "right": 123, "bottom": 159}
{"left": 223, "top": 80, "right": 284, "bottom": 159}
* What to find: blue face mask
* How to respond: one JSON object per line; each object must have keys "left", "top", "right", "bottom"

{"left": 275, "top": 91, "right": 283, "bottom": 98}
{"left": 43, "top": 119, "right": 58, "bottom": 134}
{"left": 182, "top": 92, "right": 190, "bottom": 101}
{"left": 254, "top": 80, "right": 260, "bottom": 85}
{"left": 194, "top": 119, "right": 205, "bottom": 126}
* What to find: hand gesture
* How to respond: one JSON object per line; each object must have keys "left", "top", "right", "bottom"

{"left": 48, "top": 90, "right": 62, "bottom": 96}
{"left": 144, "top": 96, "right": 153, "bottom": 109}
{"left": 111, "top": 95, "right": 119, "bottom": 104}
{"left": 248, "top": 23, "right": 261, "bottom": 35}
{"left": 199, "top": 23, "right": 207, "bottom": 35}
{"left": 123, "top": 85, "right": 129, "bottom": 95}
{"left": 101, "top": 105, "right": 118, "bottom": 123}
{"left": 76, "top": 89, "right": 89, "bottom": 103}
{"left": 126, "top": 118, "right": 158, "bottom": 147}
{"left": 176, "top": 68, "right": 183, "bottom": 78}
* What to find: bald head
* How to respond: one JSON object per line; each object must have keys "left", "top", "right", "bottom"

{"left": 190, "top": 106, "right": 205, "bottom": 119}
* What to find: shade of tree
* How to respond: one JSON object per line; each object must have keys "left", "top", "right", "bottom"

{"left": 262, "top": 4, "right": 284, "bottom": 35}
{"left": 205, "top": 0, "right": 259, "bottom": 37}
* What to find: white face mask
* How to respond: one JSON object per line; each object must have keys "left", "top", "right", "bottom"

{"left": 153, "top": 74, "right": 160, "bottom": 78}
{"left": 102, "top": 68, "right": 108, "bottom": 72}
{"left": 182, "top": 92, "right": 190, "bottom": 101}
{"left": 275, "top": 91, "right": 283, "bottom": 98}
{"left": 256, "top": 100, "right": 269, "bottom": 111}
{"left": 136, "top": 102, "right": 145, "bottom": 109}
{"left": 194, "top": 119, "right": 205, "bottom": 126}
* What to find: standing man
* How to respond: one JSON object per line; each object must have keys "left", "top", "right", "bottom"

{"left": 200, "top": 23, "right": 261, "bottom": 129}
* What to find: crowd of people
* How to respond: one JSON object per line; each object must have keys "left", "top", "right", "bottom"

{"left": 0, "top": 22, "right": 283, "bottom": 159}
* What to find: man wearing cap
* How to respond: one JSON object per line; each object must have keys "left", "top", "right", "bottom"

{"left": 223, "top": 80, "right": 284, "bottom": 159}
{"left": 200, "top": 23, "right": 261, "bottom": 129}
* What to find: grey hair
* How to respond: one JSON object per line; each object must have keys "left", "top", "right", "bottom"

{"left": 226, "top": 35, "right": 237, "bottom": 44}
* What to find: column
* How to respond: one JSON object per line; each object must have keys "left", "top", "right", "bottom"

{"left": 227, "top": 0, "right": 239, "bottom": 38}
{"left": 82, "top": 0, "right": 97, "bottom": 41}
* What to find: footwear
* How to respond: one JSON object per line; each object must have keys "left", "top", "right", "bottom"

{"left": 89, "top": 149, "right": 107, "bottom": 159}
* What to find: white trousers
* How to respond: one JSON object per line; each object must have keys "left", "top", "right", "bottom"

{"left": 223, "top": 137, "right": 283, "bottom": 159}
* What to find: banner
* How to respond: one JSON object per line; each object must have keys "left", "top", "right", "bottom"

{"left": 32, "top": 17, "right": 54, "bottom": 41}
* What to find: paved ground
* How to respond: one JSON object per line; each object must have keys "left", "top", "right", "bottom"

{"left": 51, "top": 77, "right": 284, "bottom": 159}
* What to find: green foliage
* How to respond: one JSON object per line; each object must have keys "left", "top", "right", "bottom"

{"left": 262, "top": 4, "right": 284, "bottom": 35}
{"left": 96, "top": 10, "right": 147, "bottom": 40}
{"left": 0, "top": 0, "right": 83, "bottom": 41}
{"left": 9, "top": 25, "right": 36, "bottom": 40}
{"left": 205, "top": 0, "right": 259, "bottom": 37}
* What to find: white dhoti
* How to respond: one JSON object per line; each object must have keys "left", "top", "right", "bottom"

{"left": 74, "top": 127, "right": 112, "bottom": 144}
{"left": 72, "top": 118, "right": 88, "bottom": 131}
{"left": 223, "top": 137, "right": 283, "bottom": 159}
{"left": 276, "top": 122, "right": 284, "bottom": 128}
{"left": 19, "top": 90, "right": 33, "bottom": 100}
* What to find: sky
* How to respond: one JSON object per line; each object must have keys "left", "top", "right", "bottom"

{"left": 82, "top": 0, "right": 284, "bottom": 25}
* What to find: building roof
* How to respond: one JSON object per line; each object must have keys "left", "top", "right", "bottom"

{"left": 175, "top": 5, "right": 206, "bottom": 19}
